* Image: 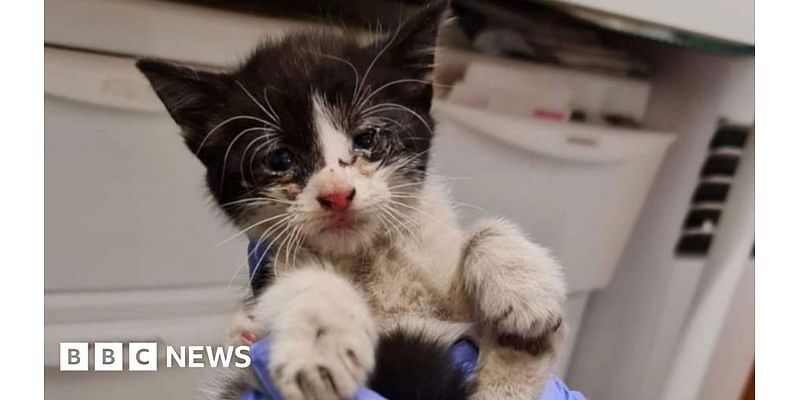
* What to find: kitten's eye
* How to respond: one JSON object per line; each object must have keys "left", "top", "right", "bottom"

{"left": 353, "top": 128, "right": 377, "bottom": 150}
{"left": 265, "top": 148, "right": 295, "bottom": 172}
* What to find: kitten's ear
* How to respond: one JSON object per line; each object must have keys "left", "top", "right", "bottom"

{"left": 136, "top": 58, "right": 229, "bottom": 152}
{"left": 387, "top": 0, "right": 448, "bottom": 77}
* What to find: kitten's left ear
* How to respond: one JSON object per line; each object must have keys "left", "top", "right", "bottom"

{"left": 387, "top": 0, "right": 449, "bottom": 77}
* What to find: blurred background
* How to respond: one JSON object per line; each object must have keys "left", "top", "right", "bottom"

{"left": 44, "top": 1, "right": 754, "bottom": 399}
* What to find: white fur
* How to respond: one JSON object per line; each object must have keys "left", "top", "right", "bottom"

{"left": 312, "top": 95, "right": 351, "bottom": 169}
{"left": 459, "top": 218, "right": 566, "bottom": 399}
{"left": 230, "top": 97, "right": 566, "bottom": 400}
{"left": 234, "top": 177, "right": 567, "bottom": 400}
{"left": 462, "top": 218, "right": 566, "bottom": 338}
{"left": 469, "top": 335, "right": 558, "bottom": 400}
{"left": 252, "top": 267, "right": 377, "bottom": 400}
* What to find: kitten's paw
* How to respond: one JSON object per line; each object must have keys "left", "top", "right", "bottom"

{"left": 463, "top": 219, "right": 566, "bottom": 351}
{"left": 224, "top": 309, "right": 258, "bottom": 347}
{"left": 252, "top": 269, "right": 377, "bottom": 400}
{"left": 269, "top": 325, "right": 375, "bottom": 400}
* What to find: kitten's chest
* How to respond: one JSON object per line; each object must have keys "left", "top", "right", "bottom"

{"left": 348, "top": 247, "right": 449, "bottom": 325}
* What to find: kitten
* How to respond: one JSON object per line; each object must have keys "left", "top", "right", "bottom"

{"left": 138, "top": 1, "right": 566, "bottom": 399}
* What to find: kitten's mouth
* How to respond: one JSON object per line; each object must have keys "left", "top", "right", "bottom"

{"left": 326, "top": 212, "right": 352, "bottom": 230}
{"left": 319, "top": 209, "right": 370, "bottom": 233}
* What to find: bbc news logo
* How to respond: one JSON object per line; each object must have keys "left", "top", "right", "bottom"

{"left": 59, "top": 342, "right": 251, "bottom": 371}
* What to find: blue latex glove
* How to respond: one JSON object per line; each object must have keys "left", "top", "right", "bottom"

{"left": 240, "top": 339, "right": 386, "bottom": 400}
{"left": 240, "top": 338, "right": 584, "bottom": 400}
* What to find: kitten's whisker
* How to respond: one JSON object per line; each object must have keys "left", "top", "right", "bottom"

{"left": 376, "top": 207, "right": 403, "bottom": 241}
{"left": 306, "top": 52, "right": 361, "bottom": 109}
{"left": 257, "top": 197, "right": 293, "bottom": 206}
{"left": 196, "top": 115, "right": 271, "bottom": 155}
{"left": 363, "top": 103, "right": 432, "bottom": 136}
{"left": 230, "top": 223, "right": 274, "bottom": 289}
{"left": 374, "top": 212, "right": 394, "bottom": 238}
{"left": 370, "top": 116, "right": 406, "bottom": 131}
{"left": 389, "top": 153, "right": 426, "bottom": 172}
{"left": 382, "top": 156, "right": 425, "bottom": 178}
{"left": 236, "top": 81, "right": 281, "bottom": 128}
{"left": 387, "top": 181, "right": 425, "bottom": 191}
{"left": 283, "top": 227, "right": 301, "bottom": 269}
{"left": 425, "top": 173, "right": 475, "bottom": 181}
{"left": 359, "top": 79, "right": 432, "bottom": 107}
{"left": 220, "top": 127, "right": 273, "bottom": 192}
{"left": 278, "top": 227, "right": 294, "bottom": 269}
{"left": 354, "top": 27, "right": 402, "bottom": 111}
{"left": 390, "top": 193, "right": 489, "bottom": 215}
{"left": 390, "top": 210, "right": 423, "bottom": 246}
{"left": 394, "top": 149, "right": 434, "bottom": 173}
{"left": 267, "top": 221, "right": 297, "bottom": 279}
{"left": 226, "top": 199, "right": 289, "bottom": 209}
{"left": 260, "top": 214, "right": 296, "bottom": 240}
{"left": 446, "top": 201, "right": 489, "bottom": 215}
{"left": 290, "top": 230, "right": 305, "bottom": 269}
{"left": 217, "top": 213, "right": 291, "bottom": 246}
{"left": 261, "top": 86, "right": 282, "bottom": 124}
{"left": 218, "top": 197, "right": 281, "bottom": 209}
{"left": 226, "top": 256, "right": 250, "bottom": 290}
{"left": 252, "top": 217, "right": 296, "bottom": 283}
{"left": 290, "top": 231, "right": 306, "bottom": 270}
{"left": 237, "top": 135, "right": 270, "bottom": 184}
{"left": 380, "top": 204, "right": 421, "bottom": 245}
{"left": 219, "top": 197, "right": 265, "bottom": 208}
{"left": 386, "top": 198, "right": 454, "bottom": 227}
{"left": 254, "top": 190, "right": 294, "bottom": 205}
{"left": 381, "top": 215, "right": 403, "bottom": 242}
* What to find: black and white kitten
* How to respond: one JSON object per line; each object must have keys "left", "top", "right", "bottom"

{"left": 138, "top": 2, "right": 565, "bottom": 399}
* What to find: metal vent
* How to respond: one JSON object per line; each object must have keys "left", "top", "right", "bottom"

{"left": 676, "top": 122, "right": 750, "bottom": 256}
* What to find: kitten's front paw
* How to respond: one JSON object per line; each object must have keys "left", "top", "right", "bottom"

{"left": 224, "top": 308, "right": 259, "bottom": 347}
{"left": 269, "top": 325, "right": 375, "bottom": 400}
{"left": 463, "top": 219, "right": 566, "bottom": 351}
{"left": 252, "top": 269, "right": 377, "bottom": 400}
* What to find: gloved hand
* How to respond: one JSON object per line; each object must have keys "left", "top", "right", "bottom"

{"left": 239, "top": 338, "right": 386, "bottom": 400}
{"left": 240, "top": 338, "right": 584, "bottom": 400}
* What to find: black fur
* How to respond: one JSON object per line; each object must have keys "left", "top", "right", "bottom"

{"left": 369, "top": 330, "right": 470, "bottom": 400}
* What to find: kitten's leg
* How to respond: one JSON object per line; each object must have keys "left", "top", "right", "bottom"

{"left": 204, "top": 304, "right": 261, "bottom": 398}
{"left": 470, "top": 324, "right": 566, "bottom": 400}
{"left": 251, "top": 268, "right": 378, "bottom": 400}
{"left": 224, "top": 307, "right": 259, "bottom": 347}
{"left": 460, "top": 218, "right": 567, "bottom": 399}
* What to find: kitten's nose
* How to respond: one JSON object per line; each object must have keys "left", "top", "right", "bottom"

{"left": 317, "top": 188, "right": 356, "bottom": 211}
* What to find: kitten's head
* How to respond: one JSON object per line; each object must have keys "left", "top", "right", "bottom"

{"left": 138, "top": 1, "right": 446, "bottom": 256}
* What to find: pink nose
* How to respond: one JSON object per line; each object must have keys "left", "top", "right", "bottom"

{"left": 317, "top": 188, "right": 356, "bottom": 211}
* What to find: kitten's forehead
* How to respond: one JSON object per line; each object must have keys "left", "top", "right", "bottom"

{"left": 238, "top": 32, "right": 394, "bottom": 106}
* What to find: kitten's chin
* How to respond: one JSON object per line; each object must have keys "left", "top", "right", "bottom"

{"left": 305, "top": 219, "right": 382, "bottom": 257}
